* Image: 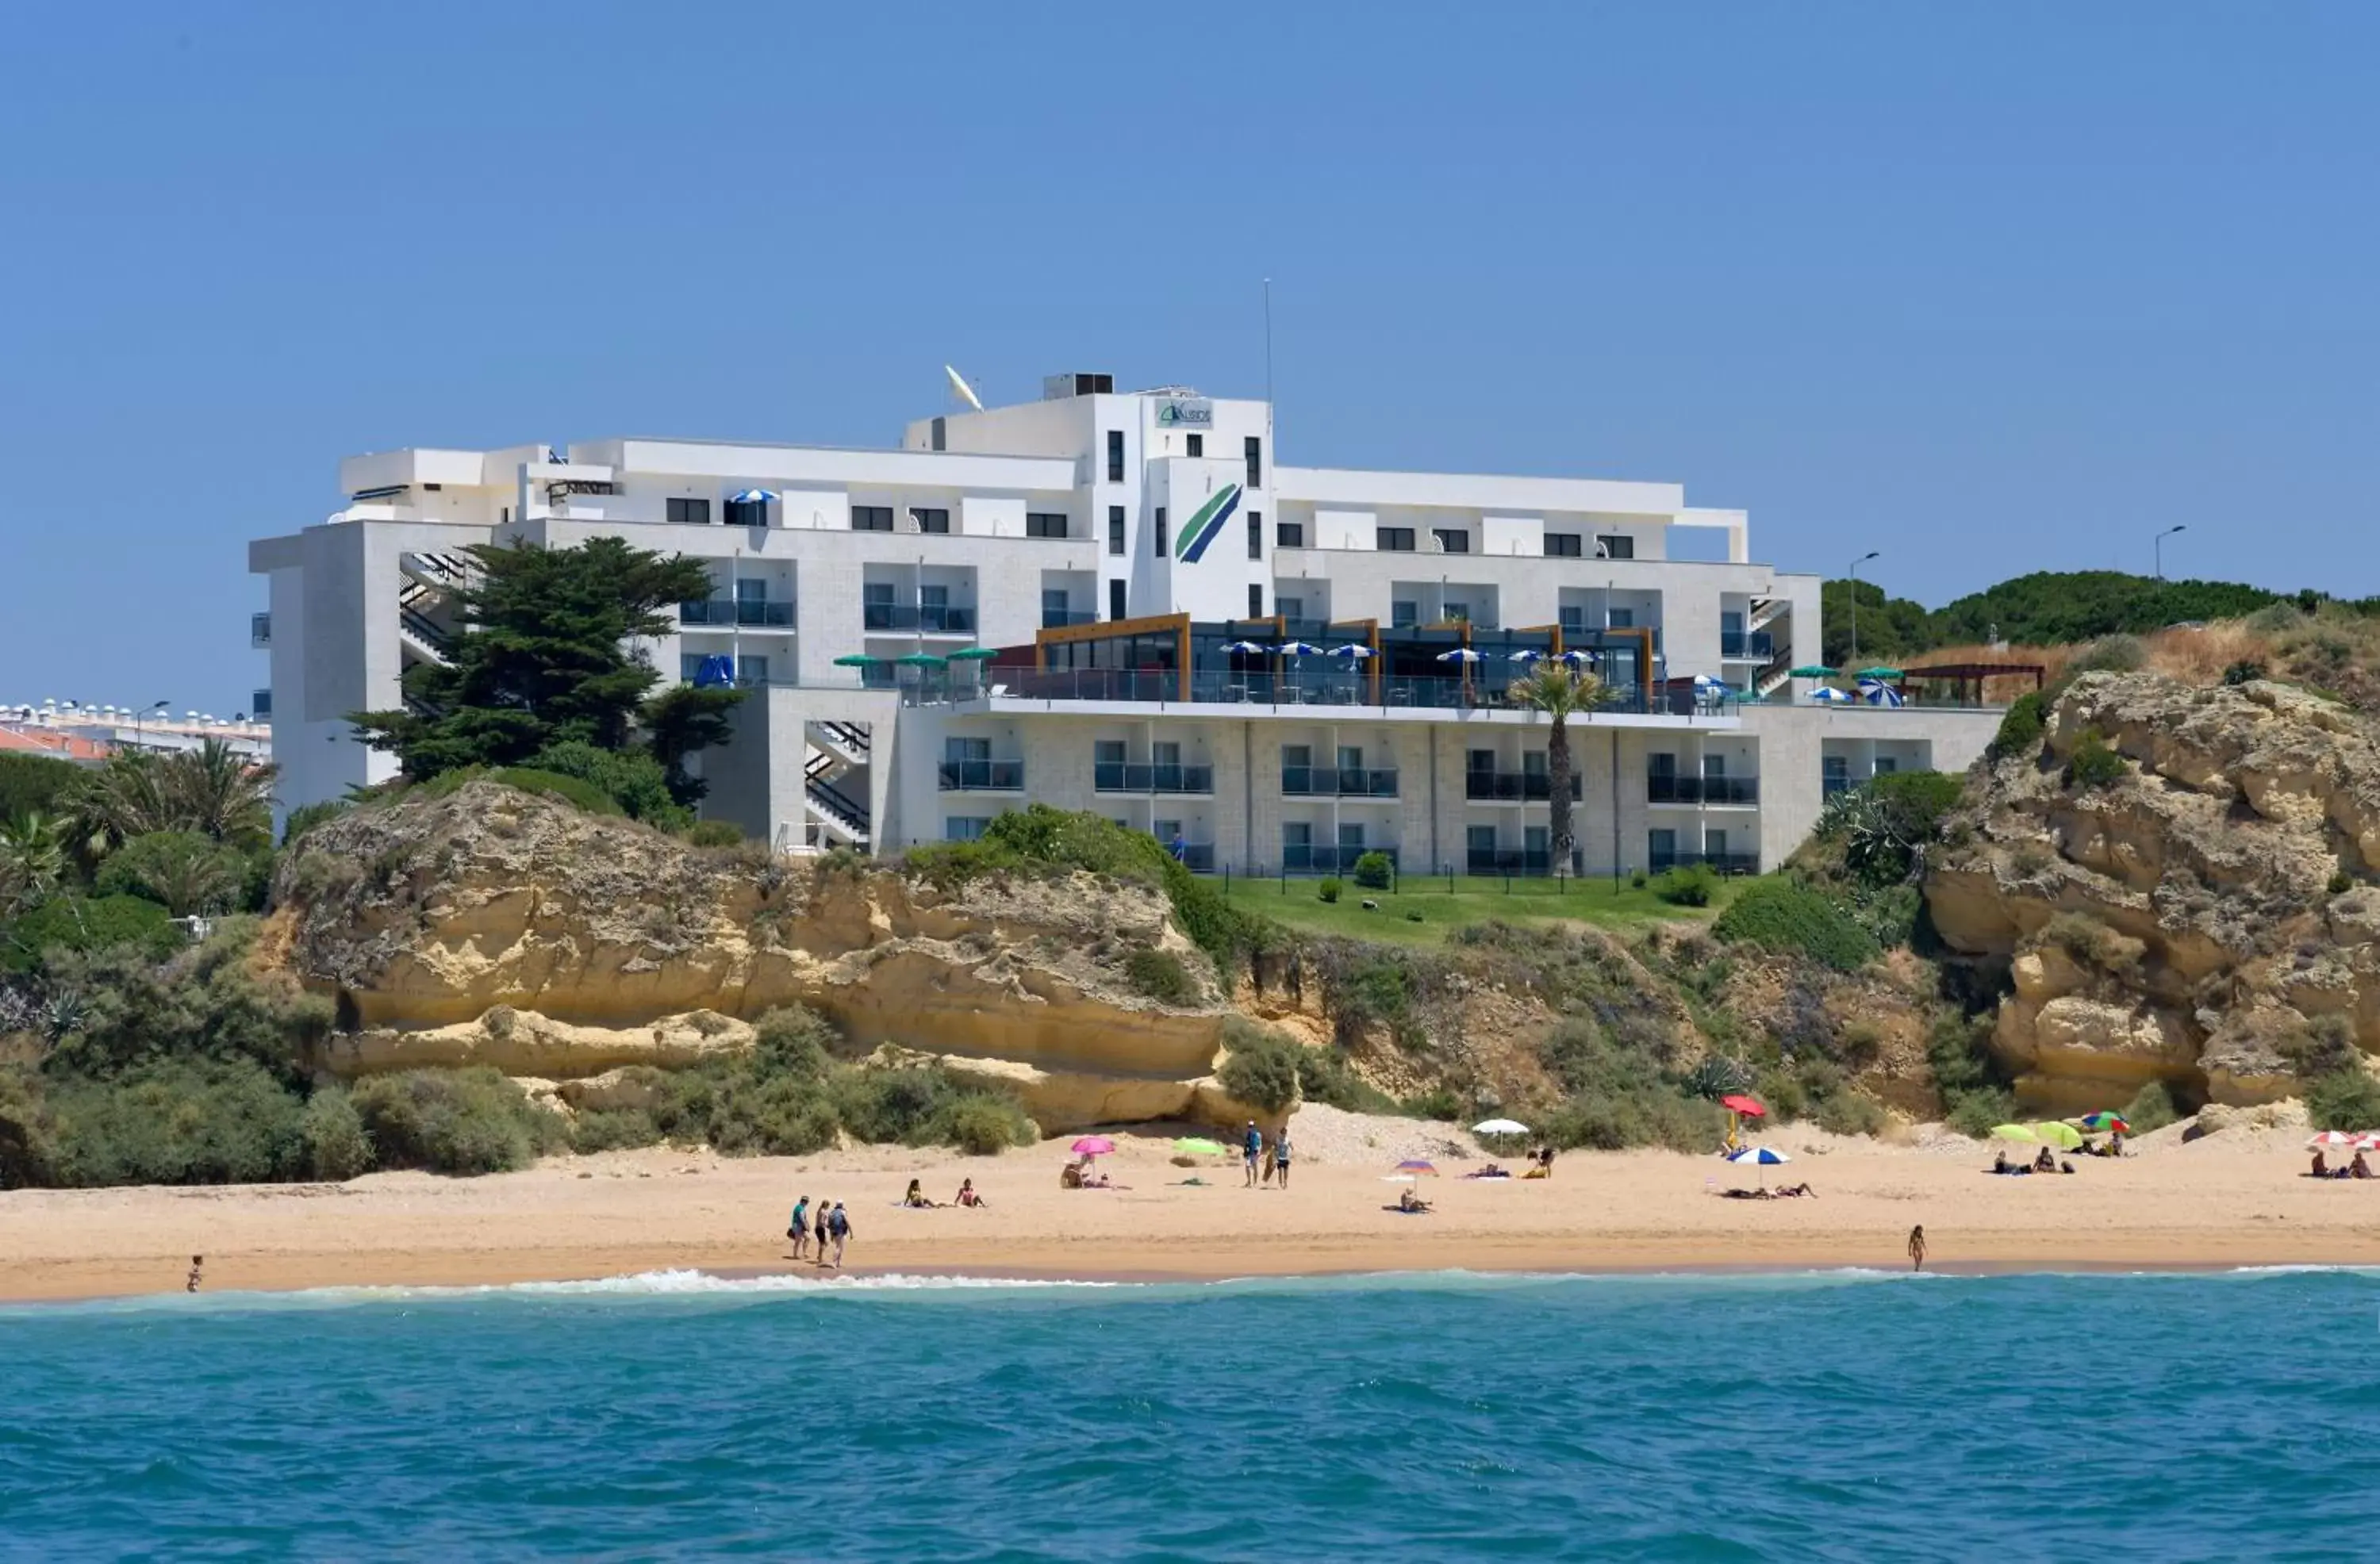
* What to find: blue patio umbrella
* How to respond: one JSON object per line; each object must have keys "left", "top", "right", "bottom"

{"left": 1858, "top": 680, "right": 1906, "bottom": 707}
{"left": 1810, "top": 686, "right": 1854, "bottom": 703}
{"left": 1724, "top": 1144, "right": 1791, "bottom": 1188}
{"left": 1329, "top": 643, "right": 1374, "bottom": 659}
{"left": 1692, "top": 673, "right": 1724, "bottom": 688}
{"left": 1222, "top": 640, "right": 1271, "bottom": 655}
{"left": 1560, "top": 649, "right": 1599, "bottom": 665}
{"left": 1434, "top": 648, "right": 1484, "bottom": 664}
{"left": 1276, "top": 642, "right": 1325, "bottom": 656}
{"left": 729, "top": 488, "right": 777, "bottom": 504}
{"left": 692, "top": 654, "right": 736, "bottom": 688}
{"left": 1508, "top": 649, "right": 1545, "bottom": 663}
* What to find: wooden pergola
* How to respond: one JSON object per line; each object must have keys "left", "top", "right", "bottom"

{"left": 1898, "top": 661, "right": 2047, "bottom": 708}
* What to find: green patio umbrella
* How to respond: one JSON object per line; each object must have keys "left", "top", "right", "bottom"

{"left": 946, "top": 646, "right": 1001, "bottom": 661}
{"left": 895, "top": 652, "right": 949, "bottom": 669}
{"left": 1172, "top": 1137, "right": 1229, "bottom": 1157}
{"left": 1855, "top": 666, "right": 1904, "bottom": 680}
{"left": 1789, "top": 665, "right": 1839, "bottom": 677}
{"left": 831, "top": 654, "right": 885, "bottom": 668}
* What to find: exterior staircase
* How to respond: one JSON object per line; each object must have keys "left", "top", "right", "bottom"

{"left": 802, "top": 719, "right": 872, "bottom": 847}
{"left": 1751, "top": 595, "right": 1796, "bottom": 697}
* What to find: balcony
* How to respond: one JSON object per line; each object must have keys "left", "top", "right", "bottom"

{"left": 1280, "top": 765, "right": 1399, "bottom": 798}
{"left": 1646, "top": 774, "right": 1761, "bottom": 805}
{"left": 1041, "top": 609, "right": 1099, "bottom": 629}
{"left": 1167, "top": 841, "right": 1218, "bottom": 873}
{"left": 938, "top": 758, "right": 1024, "bottom": 791}
{"left": 1094, "top": 761, "right": 1214, "bottom": 794}
{"left": 1720, "top": 631, "right": 1775, "bottom": 659}
{"left": 250, "top": 612, "right": 271, "bottom": 649}
{"left": 680, "top": 599, "right": 795, "bottom": 628}
{"left": 1649, "top": 850, "right": 1761, "bottom": 876}
{"left": 1280, "top": 845, "right": 1397, "bottom": 875}
{"left": 1464, "top": 849, "right": 1580, "bottom": 876}
{"left": 1464, "top": 771, "right": 1583, "bottom": 802}
{"left": 865, "top": 602, "right": 977, "bottom": 634}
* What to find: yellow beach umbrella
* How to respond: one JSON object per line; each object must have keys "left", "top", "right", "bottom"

{"left": 1990, "top": 1124, "right": 2040, "bottom": 1143}
{"left": 2031, "top": 1121, "right": 2083, "bottom": 1151}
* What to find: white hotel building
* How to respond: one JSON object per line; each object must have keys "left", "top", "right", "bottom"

{"left": 250, "top": 374, "right": 2002, "bottom": 876}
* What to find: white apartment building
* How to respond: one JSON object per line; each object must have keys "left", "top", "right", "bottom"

{"left": 249, "top": 373, "right": 2004, "bottom": 876}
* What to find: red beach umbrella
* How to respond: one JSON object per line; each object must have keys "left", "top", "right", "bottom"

{"left": 1720, "top": 1094, "right": 1767, "bottom": 1118}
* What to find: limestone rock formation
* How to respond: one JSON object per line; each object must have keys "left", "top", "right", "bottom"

{"left": 1926, "top": 673, "right": 2380, "bottom": 1110}
{"left": 271, "top": 782, "right": 1237, "bottom": 1131}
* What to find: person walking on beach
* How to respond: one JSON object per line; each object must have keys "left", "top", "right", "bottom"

{"left": 789, "top": 1195, "right": 811, "bottom": 1260}
{"left": 1273, "top": 1126, "right": 1292, "bottom": 1190}
{"left": 827, "top": 1202, "right": 852, "bottom": 1268}
{"left": 186, "top": 1255, "right": 204, "bottom": 1294}
{"left": 1243, "top": 1121, "right": 1263, "bottom": 1187}
{"left": 1907, "top": 1225, "right": 1927, "bottom": 1273}
{"left": 814, "top": 1198, "right": 832, "bottom": 1264}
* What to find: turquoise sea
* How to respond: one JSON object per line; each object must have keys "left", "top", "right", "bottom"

{"left": 1, "top": 1268, "right": 2375, "bottom": 1560}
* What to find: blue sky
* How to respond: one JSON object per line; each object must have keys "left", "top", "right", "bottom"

{"left": 2, "top": 2, "right": 2372, "bottom": 712}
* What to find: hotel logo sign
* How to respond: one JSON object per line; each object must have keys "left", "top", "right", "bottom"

{"left": 1153, "top": 398, "right": 1213, "bottom": 428}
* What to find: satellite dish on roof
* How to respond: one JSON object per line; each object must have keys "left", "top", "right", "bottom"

{"left": 944, "top": 365, "right": 985, "bottom": 413}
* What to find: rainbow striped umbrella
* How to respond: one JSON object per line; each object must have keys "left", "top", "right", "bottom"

{"left": 2074, "top": 1112, "right": 2129, "bottom": 1134}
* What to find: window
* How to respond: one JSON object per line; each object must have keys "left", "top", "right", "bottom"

{"left": 1649, "top": 753, "right": 1678, "bottom": 779}
{"left": 251, "top": 688, "right": 272, "bottom": 719}
{"left": 1545, "top": 533, "right": 1582, "bottom": 558}
{"left": 1338, "top": 822, "right": 1366, "bottom": 851}
{"left": 1703, "top": 753, "right": 1726, "bottom": 780}
{"left": 1822, "top": 756, "right": 1850, "bottom": 796}
{"left": 1107, "top": 505, "right": 1125, "bottom": 554}
{"left": 735, "top": 577, "right": 767, "bottom": 604}
{"left": 1246, "top": 435, "right": 1262, "bottom": 490}
{"left": 1595, "top": 534, "right": 1635, "bottom": 560}
{"left": 679, "top": 652, "right": 707, "bottom": 682}
{"left": 1467, "top": 824, "right": 1498, "bottom": 854}
{"left": 1467, "top": 749, "right": 1495, "bottom": 773}
{"left": 1706, "top": 829, "right": 1729, "bottom": 861}
{"left": 946, "top": 817, "right": 992, "bottom": 843}
{"left": 1873, "top": 756, "right": 1898, "bottom": 776}
{"left": 1524, "top": 825, "right": 1548, "bottom": 858}
{"left": 1151, "top": 741, "right": 1181, "bottom": 776}
{"left": 853, "top": 505, "right": 893, "bottom": 532}
{"left": 1276, "top": 519, "right": 1304, "bottom": 548}
{"left": 1648, "top": 828, "right": 1677, "bottom": 864}
{"left": 1392, "top": 600, "right": 1419, "bottom": 628}
{"left": 1608, "top": 608, "right": 1634, "bottom": 628}
{"left": 1376, "top": 526, "right": 1415, "bottom": 552}
{"left": 667, "top": 497, "right": 711, "bottom": 527}
{"left": 1276, "top": 596, "right": 1304, "bottom": 622}
{"left": 1185, "top": 433, "right": 1203, "bottom": 458}
{"left": 946, "top": 736, "right": 990, "bottom": 764}
{"left": 1247, "top": 512, "right": 1263, "bottom": 561}
{"left": 1107, "top": 430, "right": 1124, "bottom": 482}
{"left": 737, "top": 654, "right": 769, "bottom": 685}
{"left": 1721, "top": 610, "right": 1745, "bottom": 634}
{"left": 1444, "top": 601, "right": 1471, "bottom": 626}
{"left": 1042, "top": 588, "right": 1071, "bottom": 627}
{"left": 1109, "top": 580, "right": 1127, "bottom": 620}
{"left": 911, "top": 507, "right": 950, "bottom": 535}
{"left": 919, "top": 585, "right": 949, "bottom": 620}
{"left": 1027, "top": 512, "right": 1069, "bottom": 539}
{"left": 1522, "top": 750, "right": 1547, "bottom": 780}
{"left": 1154, "top": 818, "right": 1184, "bottom": 847}
{"left": 725, "top": 497, "right": 767, "bottom": 527}
{"left": 1154, "top": 507, "right": 1168, "bottom": 556}
{"left": 1248, "top": 584, "right": 1265, "bottom": 619}
{"left": 1433, "top": 527, "right": 1471, "bottom": 554}
{"left": 1559, "top": 605, "right": 1586, "bottom": 633}
{"left": 1282, "top": 821, "right": 1313, "bottom": 849}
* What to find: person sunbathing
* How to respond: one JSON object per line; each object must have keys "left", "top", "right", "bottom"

{"left": 1397, "top": 1188, "right": 1433, "bottom": 1213}
{"left": 1775, "top": 1182, "right": 1817, "bottom": 1198}
{"left": 2033, "top": 1146, "right": 2058, "bottom": 1173}
{"left": 1060, "top": 1162, "right": 1084, "bottom": 1190}
{"left": 1466, "top": 1163, "right": 1510, "bottom": 1179}
{"left": 2353, "top": 1152, "right": 2374, "bottom": 1181}
{"left": 1720, "top": 1187, "right": 1773, "bottom": 1200}
{"left": 954, "top": 1179, "right": 987, "bottom": 1208}
{"left": 903, "top": 1179, "right": 935, "bottom": 1209}
{"left": 2311, "top": 1151, "right": 2330, "bottom": 1179}
{"left": 1993, "top": 1152, "right": 2013, "bottom": 1175}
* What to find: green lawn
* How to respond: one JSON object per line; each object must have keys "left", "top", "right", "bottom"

{"left": 1204, "top": 872, "right": 1737, "bottom": 945}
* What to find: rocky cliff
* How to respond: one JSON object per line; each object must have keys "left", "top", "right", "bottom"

{"left": 269, "top": 782, "right": 1254, "bottom": 1132}
{"left": 1926, "top": 673, "right": 2380, "bottom": 1110}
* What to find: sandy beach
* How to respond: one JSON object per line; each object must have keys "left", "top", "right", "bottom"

{"left": 5, "top": 1107, "right": 2377, "bottom": 1301}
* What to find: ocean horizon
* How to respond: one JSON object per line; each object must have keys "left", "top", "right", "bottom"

{"left": 2, "top": 1267, "right": 2374, "bottom": 1558}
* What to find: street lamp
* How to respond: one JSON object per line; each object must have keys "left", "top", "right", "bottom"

{"left": 2155, "top": 525, "right": 2186, "bottom": 581}
{"left": 1847, "top": 552, "right": 1880, "bottom": 662}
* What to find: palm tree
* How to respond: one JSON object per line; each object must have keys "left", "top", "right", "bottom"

{"left": 66, "top": 739, "right": 277, "bottom": 860}
{"left": 65, "top": 751, "right": 172, "bottom": 861}
{"left": 1507, "top": 664, "right": 1619, "bottom": 873}
{"left": 0, "top": 812, "right": 67, "bottom": 915}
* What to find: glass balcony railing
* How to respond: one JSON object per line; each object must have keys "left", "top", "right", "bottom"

{"left": 1646, "top": 775, "right": 1761, "bottom": 805}
{"left": 1092, "top": 761, "right": 1214, "bottom": 794}
{"left": 681, "top": 599, "right": 794, "bottom": 628}
{"left": 1464, "top": 849, "right": 1580, "bottom": 876}
{"left": 1041, "top": 609, "right": 1099, "bottom": 629}
{"left": 1279, "top": 766, "right": 1399, "bottom": 798}
{"left": 865, "top": 602, "right": 977, "bottom": 633}
{"left": 1463, "top": 772, "right": 1583, "bottom": 801}
{"left": 1719, "top": 631, "right": 1775, "bottom": 658}
{"left": 1648, "top": 850, "right": 1761, "bottom": 876}
{"left": 1279, "top": 845, "right": 1397, "bottom": 875}
{"left": 937, "top": 758, "right": 1024, "bottom": 791}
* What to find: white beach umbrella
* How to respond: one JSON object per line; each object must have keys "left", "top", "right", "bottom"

{"left": 1472, "top": 1118, "right": 1530, "bottom": 1137}
{"left": 2306, "top": 1131, "right": 2361, "bottom": 1148}
{"left": 1725, "top": 1144, "right": 1791, "bottom": 1189}
{"left": 1222, "top": 640, "right": 1271, "bottom": 654}
{"left": 729, "top": 488, "right": 778, "bottom": 504}
{"left": 1276, "top": 642, "right": 1325, "bottom": 657}
{"left": 1434, "top": 648, "right": 1483, "bottom": 664}
{"left": 1508, "top": 649, "right": 1545, "bottom": 663}
{"left": 1810, "top": 686, "right": 1854, "bottom": 703}
{"left": 1329, "top": 643, "right": 1374, "bottom": 659}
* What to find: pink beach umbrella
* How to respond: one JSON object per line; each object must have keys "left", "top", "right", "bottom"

{"left": 1071, "top": 1135, "right": 1117, "bottom": 1158}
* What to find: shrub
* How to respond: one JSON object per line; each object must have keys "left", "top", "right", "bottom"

{"left": 40, "top": 919, "right": 333, "bottom": 1083}
{"left": 570, "top": 1107, "right": 665, "bottom": 1154}
{"left": 2066, "top": 729, "right": 2126, "bottom": 789}
{"left": 684, "top": 819, "right": 743, "bottom": 848}
{"left": 522, "top": 742, "right": 689, "bottom": 827}
{"left": 2280, "top": 1014, "right": 2359, "bottom": 1080}
{"left": 2330, "top": 871, "right": 2355, "bottom": 896}
{"left": 348, "top": 1067, "right": 564, "bottom": 1175}
{"left": 936, "top": 1093, "right": 1036, "bottom": 1155}
{"left": 1652, "top": 863, "right": 1720, "bottom": 907}
{"left": 0, "top": 752, "right": 82, "bottom": 830}
{"left": 2305, "top": 1068, "right": 2380, "bottom": 1133}
{"left": 1630, "top": 870, "right": 1649, "bottom": 889}
{"left": 752, "top": 1005, "right": 836, "bottom": 1078}
{"left": 279, "top": 799, "right": 351, "bottom": 848}
{"left": 2222, "top": 659, "right": 2267, "bottom": 687}
{"left": 1925, "top": 1010, "right": 2012, "bottom": 1133}
{"left": 2, "top": 894, "right": 178, "bottom": 975}
{"left": 1352, "top": 852, "right": 1394, "bottom": 891}
{"left": 1812, "top": 1085, "right": 1887, "bottom": 1137}
{"left": 301, "top": 1087, "right": 375, "bottom": 1180}
{"left": 1317, "top": 877, "right": 1342, "bottom": 904}
{"left": 44, "top": 1058, "right": 308, "bottom": 1186}
{"left": 1295, "top": 1043, "right": 1398, "bottom": 1114}
{"left": 1217, "top": 1021, "right": 1302, "bottom": 1114}
{"left": 1711, "top": 878, "right": 1879, "bottom": 972}
{"left": 1686, "top": 1053, "right": 1752, "bottom": 1099}
{"left": 2066, "top": 634, "right": 2145, "bottom": 674}
{"left": 96, "top": 830, "right": 248, "bottom": 917}
{"left": 2119, "top": 1080, "right": 2185, "bottom": 1136}
{"left": 421, "top": 765, "right": 623, "bottom": 818}
{"left": 1403, "top": 908, "right": 1424, "bottom": 923}
{"left": 1126, "top": 946, "right": 1198, "bottom": 1006}
{"left": 1989, "top": 692, "right": 2046, "bottom": 761}
{"left": 1946, "top": 1089, "right": 2016, "bottom": 1139}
